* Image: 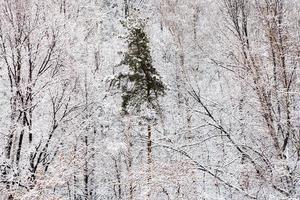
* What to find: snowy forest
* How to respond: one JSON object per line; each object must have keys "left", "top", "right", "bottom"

{"left": 0, "top": 0, "right": 300, "bottom": 199}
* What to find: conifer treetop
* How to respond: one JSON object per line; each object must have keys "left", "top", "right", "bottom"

{"left": 115, "top": 17, "right": 165, "bottom": 115}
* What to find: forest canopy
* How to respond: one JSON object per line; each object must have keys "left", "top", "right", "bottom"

{"left": 0, "top": 0, "right": 299, "bottom": 200}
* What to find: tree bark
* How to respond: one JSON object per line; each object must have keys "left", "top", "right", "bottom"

{"left": 146, "top": 123, "right": 152, "bottom": 199}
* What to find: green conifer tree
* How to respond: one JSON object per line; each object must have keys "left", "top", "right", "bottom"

{"left": 112, "top": 18, "right": 165, "bottom": 199}
{"left": 116, "top": 20, "right": 165, "bottom": 114}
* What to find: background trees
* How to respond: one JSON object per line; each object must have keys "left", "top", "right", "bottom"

{"left": 0, "top": 0, "right": 299, "bottom": 199}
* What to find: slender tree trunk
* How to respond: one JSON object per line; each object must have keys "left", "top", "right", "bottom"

{"left": 84, "top": 135, "right": 89, "bottom": 200}
{"left": 84, "top": 72, "right": 90, "bottom": 200}
{"left": 113, "top": 156, "right": 122, "bottom": 200}
{"left": 125, "top": 116, "right": 134, "bottom": 200}
{"left": 5, "top": 96, "right": 16, "bottom": 160}
{"left": 146, "top": 123, "right": 152, "bottom": 199}
{"left": 124, "top": 0, "right": 129, "bottom": 18}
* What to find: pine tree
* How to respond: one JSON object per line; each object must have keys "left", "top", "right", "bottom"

{"left": 112, "top": 18, "right": 165, "bottom": 199}
{"left": 116, "top": 20, "right": 165, "bottom": 114}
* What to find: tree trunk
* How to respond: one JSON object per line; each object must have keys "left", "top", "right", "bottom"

{"left": 125, "top": 116, "right": 134, "bottom": 200}
{"left": 146, "top": 123, "right": 152, "bottom": 199}
{"left": 124, "top": 0, "right": 129, "bottom": 18}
